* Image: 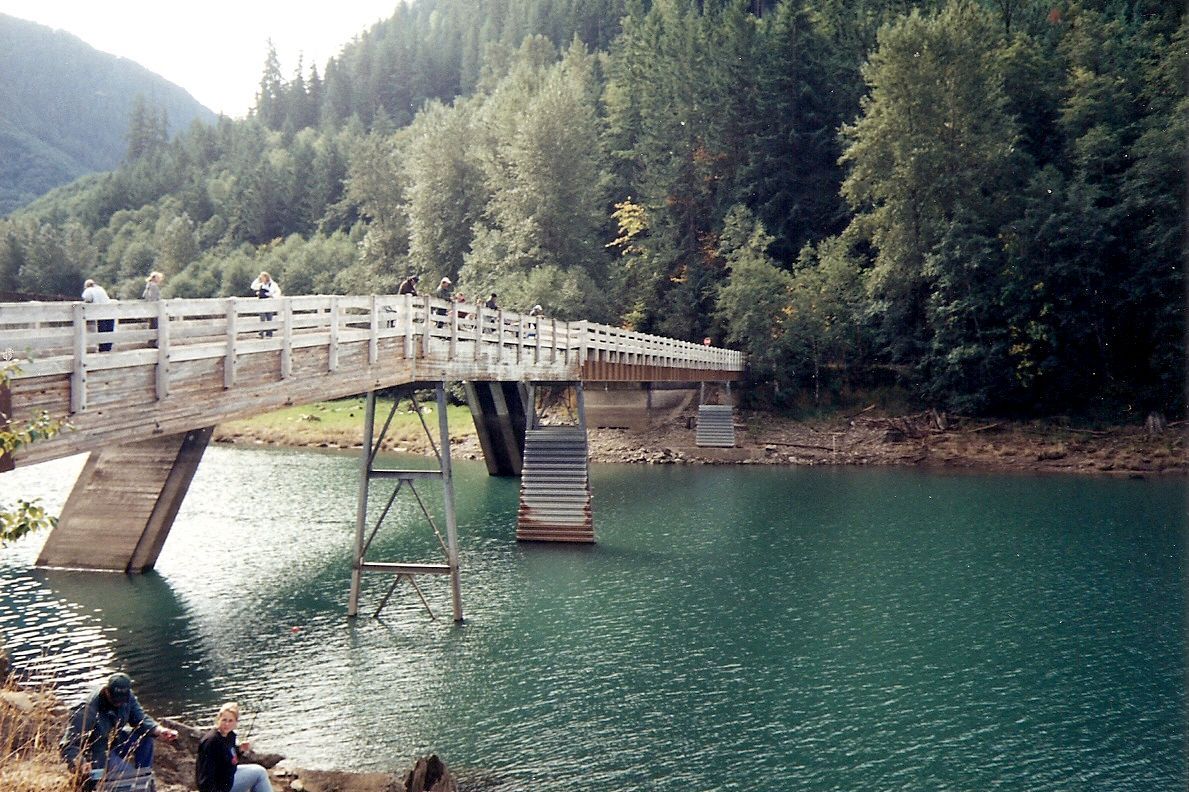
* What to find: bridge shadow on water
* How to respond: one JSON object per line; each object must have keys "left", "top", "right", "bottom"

{"left": 30, "top": 567, "right": 222, "bottom": 714}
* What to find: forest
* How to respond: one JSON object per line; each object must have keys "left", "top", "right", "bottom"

{"left": 0, "top": 0, "right": 1183, "bottom": 418}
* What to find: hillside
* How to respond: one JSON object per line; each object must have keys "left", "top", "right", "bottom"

{"left": 0, "top": 14, "right": 217, "bottom": 215}
{"left": 0, "top": 1, "right": 1183, "bottom": 420}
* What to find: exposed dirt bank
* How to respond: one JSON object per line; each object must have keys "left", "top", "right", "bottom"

{"left": 215, "top": 407, "right": 1187, "bottom": 477}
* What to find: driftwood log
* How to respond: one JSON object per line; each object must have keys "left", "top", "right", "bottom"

{"left": 402, "top": 754, "right": 457, "bottom": 792}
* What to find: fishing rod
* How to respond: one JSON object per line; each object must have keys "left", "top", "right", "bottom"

{"left": 240, "top": 705, "right": 259, "bottom": 746}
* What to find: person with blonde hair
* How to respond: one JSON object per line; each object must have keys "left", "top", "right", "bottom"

{"left": 195, "top": 702, "right": 271, "bottom": 792}
{"left": 250, "top": 271, "right": 281, "bottom": 337}
{"left": 142, "top": 271, "right": 164, "bottom": 301}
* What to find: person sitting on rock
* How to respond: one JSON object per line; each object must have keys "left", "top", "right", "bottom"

{"left": 196, "top": 702, "right": 272, "bottom": 792}
{"left": 60, "top": 672, "right": 179, "bottom": 784}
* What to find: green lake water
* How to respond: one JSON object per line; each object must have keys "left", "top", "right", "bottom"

{"left": 0, "top": 446, "right": 1184, "bottom": 790}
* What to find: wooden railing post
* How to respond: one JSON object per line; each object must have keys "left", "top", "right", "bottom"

{"left": 535, "top": 315, "right": 543, "bottom": 363}
{"left": 369, "top": 295, "right": 379, "bottom": 365}
{"left": 281, "top": 299, "right": 293, "bottom": 379}
{"left": 155, "top": 300, "right": 170, "bottom": 399}
{"left": 496, "top": 309, "right": 504, "bottom": 363}
{"left": 422, "top": 295, "right": 432, "bottom": 358}
{"left": 70, "top": 303, "right": 87, "bottom": 413}
{"left": 517, "top": 315, "right": 525, "bottom": 364}
{"left": 473, "top": 304, "right": 482, "bottom": 361}
{"left": 450, "top": 300, "right": 459, "bottom": 359}
{"left": 328, "top": 296, "right": 339, "bottom": 372}
{"left": 224, "top": 298, "right": 237, "bottom": 388}
{"left": 402, "top": 294, "right": 414, "bottom": 359}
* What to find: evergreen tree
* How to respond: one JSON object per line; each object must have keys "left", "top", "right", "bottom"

{"left": 125, "top": 95, "right": 168, "bottom": 162}
{"left": 840, "top": 0, "right": 1020, "bottom": 368}
{"left": 255, "top": 42, "right": 286, "bottom": 129}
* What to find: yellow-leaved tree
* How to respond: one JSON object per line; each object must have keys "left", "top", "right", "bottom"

{"left": 1, "top": 361, "right": 67, "bottom": 543}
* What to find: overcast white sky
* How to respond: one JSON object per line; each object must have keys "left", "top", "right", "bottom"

{"left": 0, "top": 1, "right": 402, "bottom": 117}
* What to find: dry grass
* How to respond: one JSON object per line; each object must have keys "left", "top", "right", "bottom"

{"left": 0, "top": 676, "right": 78, "bottom": 792}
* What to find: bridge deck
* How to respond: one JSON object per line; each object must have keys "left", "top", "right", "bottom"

{"left": 2, "top": 294, "right": 743, "bottom": 468}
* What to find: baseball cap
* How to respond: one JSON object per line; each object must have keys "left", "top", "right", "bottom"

{"left": 106, "top": 673, "right": 132, "bottom": 702}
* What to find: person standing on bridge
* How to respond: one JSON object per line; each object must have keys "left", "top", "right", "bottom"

{"left": 250, "top": 272, "right": 281, "bottom": 337}
{"left": 81, "top": 278, "right": 114, "bottom": 352}
{"left": 431, "top": 277, "right": 453, "bottom": 327}
{"left": 141, "top": 271, "right": 163, "bottom": 302}
{"left": 60, "top": 672, "right": 179, "bottom": 786}
{"left": 398, "top": 274, "right": 420, "bottom": 296}
{"left": 142, "top": 271, "right": 164, "bottom": 347}
{"left": 527, "top": 304, "right": 543, "bottom": 338}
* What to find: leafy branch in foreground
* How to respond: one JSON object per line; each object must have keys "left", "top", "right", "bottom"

{"left": 1, "top": 360, "right": 69, "bottom": 544}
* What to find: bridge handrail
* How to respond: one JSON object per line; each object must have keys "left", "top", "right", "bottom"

{"left": 1, "top": 294, "right": 743, "bottom": 390}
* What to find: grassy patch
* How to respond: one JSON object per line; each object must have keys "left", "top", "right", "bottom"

{"left": 217, "top": 398, "right": 477, "bottom": 450}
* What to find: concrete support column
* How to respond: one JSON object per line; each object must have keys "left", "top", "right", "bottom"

{"left": 463, "top": 381, "right": 527, "bottom": 477}
{"left": 36, "top": 427, "right": 213, "bottom": 572}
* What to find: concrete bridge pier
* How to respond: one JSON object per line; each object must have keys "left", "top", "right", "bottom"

{"left": 464, "top": 381, "right": 529, "bottom": 476}
{"left": 35, "top": 427, "right": 213, "bottom": 572}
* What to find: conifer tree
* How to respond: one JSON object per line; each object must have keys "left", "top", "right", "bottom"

{"left": 255, "top": 41, "right": 286, "bottom": 129}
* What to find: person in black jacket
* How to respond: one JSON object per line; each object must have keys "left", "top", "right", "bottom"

{"left": 195, "top": 702, "right": 271, "bottom": 792}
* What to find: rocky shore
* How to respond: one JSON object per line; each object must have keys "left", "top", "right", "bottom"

{"left": 0, "top": 679, "right": 484, "bottom": 792}
{"left": 216, "top": 406, "right": 1188, "bottom": 478}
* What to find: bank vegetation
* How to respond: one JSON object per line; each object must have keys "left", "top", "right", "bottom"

{"left": 0, "top": 1, "right": 1182, "bottom": 427}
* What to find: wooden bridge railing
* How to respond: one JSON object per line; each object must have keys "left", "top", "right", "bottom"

{"left": 2, "top": 296, "right": 741, "bottom": 382}
{"left": 1, "top": 294, "right": 742, "bottom": 467}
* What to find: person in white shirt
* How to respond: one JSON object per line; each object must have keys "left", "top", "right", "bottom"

{"left": 81, "top": 279, "right": 114, "bottom": 351}
{"left": 249, "top": 272, "right": 281, "bottom": 337}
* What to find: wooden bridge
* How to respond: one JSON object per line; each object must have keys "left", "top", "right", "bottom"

{"left": 1, "top": 294, "right": 743, "bottom": 619}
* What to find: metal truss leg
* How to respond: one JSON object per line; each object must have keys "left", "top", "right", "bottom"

{"left": 348, "top": 385, "right": 463, "bottom": 623}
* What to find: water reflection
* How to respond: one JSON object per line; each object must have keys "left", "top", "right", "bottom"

{"left": 0, "top": 448, "right": 1184, "bottom": 790}
{"left": 34, "top": 568, "right": 222, "bottom": 712}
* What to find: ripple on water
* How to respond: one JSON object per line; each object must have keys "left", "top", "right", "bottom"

{"left": 0, "top": 451, "right": 1185, "bottom": 790}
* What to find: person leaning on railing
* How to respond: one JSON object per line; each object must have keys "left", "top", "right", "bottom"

{"left": 143, "top": 271, "right": 164, "bottom": 345}
{"left": 250, "top": 272, "right": 281, "bottom": 337}
{"left": 81, "top": 279, "right": 114, "bottom": 352}
{"left": 141, "top": 271, "right": 163, "bottom": 302}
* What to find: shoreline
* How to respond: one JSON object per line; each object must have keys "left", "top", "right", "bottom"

{"left": 214, "top": 407, "right": 1188, "bottom": 478}
{"left": 0, "top": 681, "right": 484, "bottom": 792}
{"left": 4, "top": 409, "right": 1183, "bottom": 792}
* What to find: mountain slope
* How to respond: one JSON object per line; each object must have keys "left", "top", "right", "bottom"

{"left": 0, "top": 14, "right": 217, "bottom": 215}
